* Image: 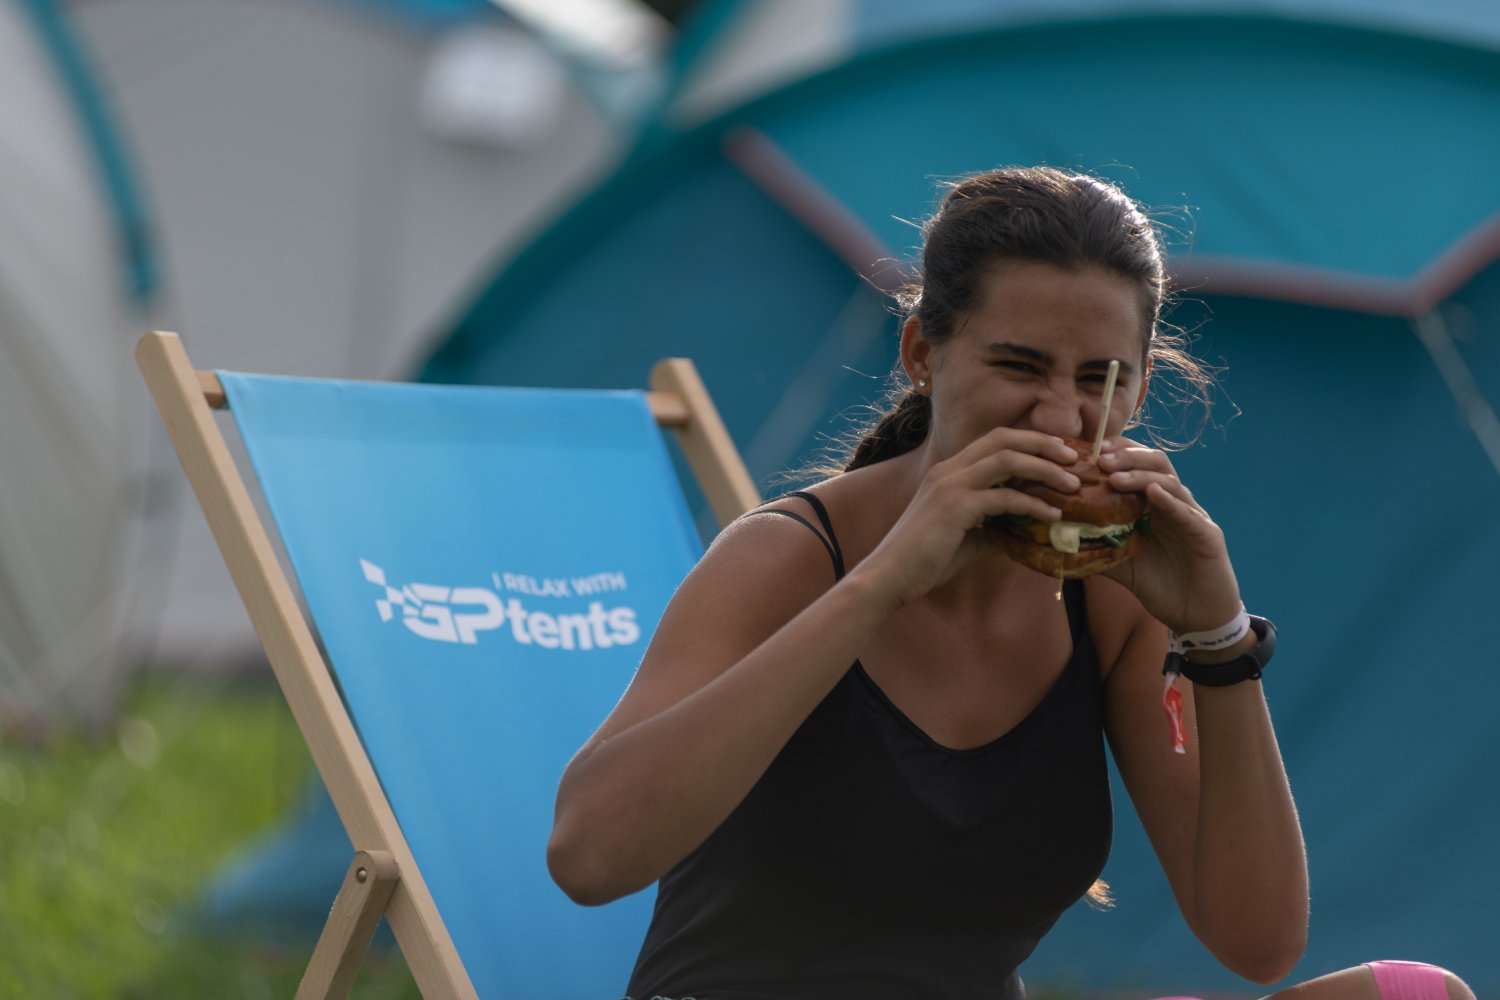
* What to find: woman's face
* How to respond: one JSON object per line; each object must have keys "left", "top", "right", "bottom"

{"left": 904, "top": 260, "right": 1150, "bottom": 458}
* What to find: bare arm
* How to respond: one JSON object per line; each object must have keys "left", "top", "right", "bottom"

{"left": 1104, "top": 598, "right": 1307, "bottom": 982}
{"left": 1097, "top": 438, "right": 1307, "bottom": 983}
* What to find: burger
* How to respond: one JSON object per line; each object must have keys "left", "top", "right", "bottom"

{"left": 987, "top": 436, "right": 1149, "bottom": 579}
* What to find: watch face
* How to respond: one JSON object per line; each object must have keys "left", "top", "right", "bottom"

{"left": 1246, "top": 615, "right": 1276, "bottom": 667}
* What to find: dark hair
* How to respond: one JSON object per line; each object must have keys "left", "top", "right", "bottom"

{"left": 844, "top": 166, "right": 1212, "bottom": 472}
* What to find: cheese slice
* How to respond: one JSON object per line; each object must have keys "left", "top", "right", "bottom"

{"left": 1047, "top": 520, "right": 1135, "bottom": 554}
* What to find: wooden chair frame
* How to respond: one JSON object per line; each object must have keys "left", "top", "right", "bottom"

{"left": 136, "top": 330, "right": 760, "bottom": 999}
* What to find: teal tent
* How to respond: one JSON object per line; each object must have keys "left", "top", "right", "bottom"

{"left": 419, "top": 1, "right": 1500, "bottom": 993}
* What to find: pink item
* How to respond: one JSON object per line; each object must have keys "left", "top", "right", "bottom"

{"left": 1162, "top": 675, "right": 1188, "bottom": 753}
{"left": 1367, "top": 960, "right": 1450, "bottom": 1000}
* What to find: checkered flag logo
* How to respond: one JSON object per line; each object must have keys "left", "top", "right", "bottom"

{"left": 361, "top": 559, "right": 409, "bottom": 622}
{"left": 359, "top": 558, "right": 504, "bottom": 644}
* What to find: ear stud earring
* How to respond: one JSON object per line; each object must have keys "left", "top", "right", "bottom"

{"left": 918, "top": 378, "right": 927, "bottom": 388}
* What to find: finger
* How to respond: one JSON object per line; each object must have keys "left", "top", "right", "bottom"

{"left": 1106, "top": 468, "right": 1196, "bottom": 508}
{"left": 1097, "top": 442, "right": 1175, "bottom": 475}
{"left": 965, "top": 449, "right": 1082, "bottom": 494}
{"left": 963, "top": 427, "right": 1082, "bottom": 467}
{"left": 1139, "top": 480, "right": 1217, "bottom": 532}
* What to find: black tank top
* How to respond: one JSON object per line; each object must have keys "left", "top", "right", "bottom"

{"left": 625, "top": 492, "right": 1112, "bottom": 1000}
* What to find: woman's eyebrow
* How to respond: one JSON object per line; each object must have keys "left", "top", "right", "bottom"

{"left": 985, "top": 343, "right": 1138, "bottom": 377}
{"left": 1081, "top": 357, "right": 1138, "bottom": 376}
{"left": 984, "top": 342, "right": 1053, "bottom": 364}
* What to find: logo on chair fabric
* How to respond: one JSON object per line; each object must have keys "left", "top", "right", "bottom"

{"left": 360, "top": 559, "right": 640, "bottom": 650}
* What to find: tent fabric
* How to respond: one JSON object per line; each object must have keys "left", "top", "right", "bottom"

{"left": 14, "top": 0, "right": 156, "bottom": 303}
{"left": 321, "top": 0, "right": 495, "bottom": 30}
{"left": 221, "top": 371, "right": 703, "bottom": 996}
{"left": 680, "top": 16, "right": 1500, "bottom": 298}
{"left": 415, "top": 4, "right": 1500, "bottom": 994}
{"left": 668, "top": 0, "right": 1500, "bottom": 126}
{"left": 0, "top": 0, "right": 153, "bottom": 731}
{"left": 427, "top": 13, "right": 1500, "bottom": 475}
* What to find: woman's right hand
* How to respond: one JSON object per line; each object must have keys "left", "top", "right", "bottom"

{"left": 855, "top": 428, "right": 1082, "bottom": 606}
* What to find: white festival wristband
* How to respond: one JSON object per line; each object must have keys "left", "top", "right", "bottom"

{"left": 1168, "top": 606, "right": 1250, "bottom": 654}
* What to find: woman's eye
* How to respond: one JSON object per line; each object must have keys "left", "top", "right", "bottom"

{"left": 996, "top": 361, "right": 1040, "bottom": 375}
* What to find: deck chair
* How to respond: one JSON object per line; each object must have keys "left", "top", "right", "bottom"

{"left": 136, "top": 330, "right": 760, "bottom": 999}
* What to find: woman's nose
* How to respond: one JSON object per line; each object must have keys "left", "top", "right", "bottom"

{"left": 1029, "top": 385, "right": 1088, "bottom": 440}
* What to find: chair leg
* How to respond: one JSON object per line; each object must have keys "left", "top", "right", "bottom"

{"left": 295, "top": 850, "right": 400, "bottom": 1000}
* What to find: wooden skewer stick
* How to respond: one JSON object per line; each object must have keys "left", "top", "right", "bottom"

{"left": 1089, "top": 359, "right": 1121, "bottom": 464}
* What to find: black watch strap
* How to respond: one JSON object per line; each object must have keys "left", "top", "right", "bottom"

{"left": 1164, "top": 615, "right": 1276, "bottom": 687}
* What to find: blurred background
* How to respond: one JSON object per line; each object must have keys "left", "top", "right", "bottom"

{"left": 2, "top": 0, "right": 1498, "bottom": 996}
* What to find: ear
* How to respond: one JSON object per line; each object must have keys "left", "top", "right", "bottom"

{"left": 900, "top": 315, "right": 933, "bottom": 391}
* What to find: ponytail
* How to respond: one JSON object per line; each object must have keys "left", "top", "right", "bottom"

{"left": 845, "top": 390, "right": 931, "bottom": 471}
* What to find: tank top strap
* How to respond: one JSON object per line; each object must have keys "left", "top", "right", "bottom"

{"left": 783, "top": 490, "right": 845, "bottom": 579}
{"left": 739, "top": 490, "right": 845, "bottom": 581}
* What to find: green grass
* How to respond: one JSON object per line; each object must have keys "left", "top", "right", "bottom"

{"left": 0, "top": 676, "right": 420, "bottom": 999}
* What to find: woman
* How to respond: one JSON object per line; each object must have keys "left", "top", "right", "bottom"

{"left": 548, "top": 167, "right": 1471, "bottom": 1000}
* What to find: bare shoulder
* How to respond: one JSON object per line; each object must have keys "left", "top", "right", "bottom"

{"left": 705, "top": 466, "right": 893, "bottom": 573}
{"left": 676, "top": 487, "right": 849, "bottom": 638}
{"left": 583, "top": 488, "right": 850, "bottom": 741}
{"left": 711, "top": 485, "right": 847, "bottom": 565}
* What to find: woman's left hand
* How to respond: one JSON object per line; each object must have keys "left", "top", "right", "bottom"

{"left": 1095, "top": 439, "right": 1243, "bottom": 634}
